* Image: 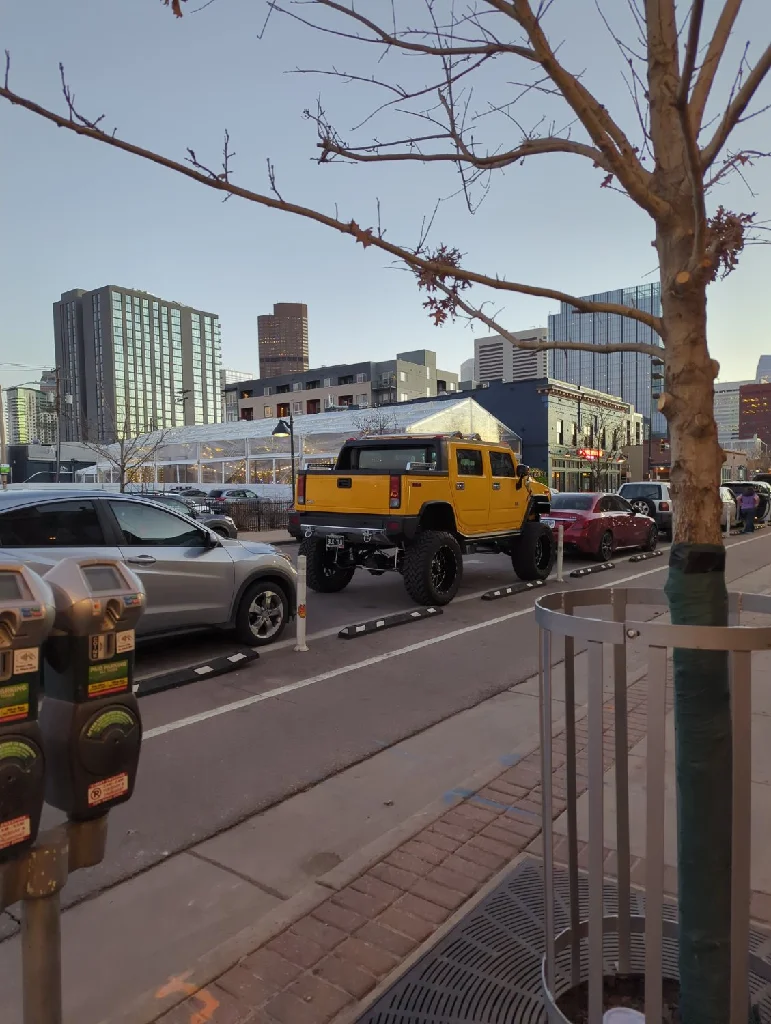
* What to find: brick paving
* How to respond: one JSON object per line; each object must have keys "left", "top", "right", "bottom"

{"left": 154, "top": 674, "right": 667, "bottom": 1024}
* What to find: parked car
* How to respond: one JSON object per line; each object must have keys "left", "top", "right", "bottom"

{"left": 617, "top": 481, "right": 673, "bottom": 537}
{"left": 0, "top": 491, "right": 296, "bottom": 645}
{"left": 720, "top": 485, "right": 741, "bottom": 529}
{"left": 168, "top": 486, "right": 209, "bottom": 499}
{"left": 723, "top": 480, "right": 771, "bottom": 523}
{"left": 544, "top": 492, "right": 658, "bottom": 561}
{"left": 207, "top": 488, "right": 263, "bottom": 509}
{"left": 139, "top": 491, "right": 238, "bottom": 538}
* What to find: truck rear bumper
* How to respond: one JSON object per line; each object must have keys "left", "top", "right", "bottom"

{"left": 288, "top": 511, "right": 420, "bottom": 545}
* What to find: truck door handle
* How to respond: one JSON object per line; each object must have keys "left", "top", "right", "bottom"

{"left": 492, "top": 482, "right": 501, "bottom": 490}
{"left": 337, "top": 478, "right": 352, "bottom": 489}
{"left": 456, "top": 482, "right": 465, "bottom": 490}
{"left": 126, "top": 555, "right": 156, "bottom": 565}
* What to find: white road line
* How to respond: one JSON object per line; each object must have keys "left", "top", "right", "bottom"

{"left": 144, "top": 531, "right": 765, "bottom": 741}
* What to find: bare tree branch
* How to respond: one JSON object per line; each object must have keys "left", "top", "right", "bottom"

{"left": 431, "top": 279, "right": 664, "bottom": 357}
{"left": 701, "top": 42, "right": 771, "bottom": 168}
{"left": 319, "top": 132, "right": 612, "bottom": 171}
{"left": 689, "top": 0, "right": 744, "bottom": 131}
{"left": 509, "top": 0, "right": 667, "bottom": 217}
{"left": 0, "top": 76, "right": 664, "bottom": 333}
{"left": 269, "top": 0, "right": 538, "bottom": 59}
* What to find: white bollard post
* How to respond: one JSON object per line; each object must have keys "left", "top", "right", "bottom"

{"left": 557, "top": 524, "right": 564, "bottom": 583}
{"left": 294, "top": 554, "right": 309, "bottom": 652}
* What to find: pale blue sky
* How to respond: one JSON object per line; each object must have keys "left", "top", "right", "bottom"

{"left": 1, "top": 0, "right": 769, "bottom": 389}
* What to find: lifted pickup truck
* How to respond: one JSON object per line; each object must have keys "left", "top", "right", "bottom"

{"left": 287, "top": 433, "right": 554, "bottom": 606}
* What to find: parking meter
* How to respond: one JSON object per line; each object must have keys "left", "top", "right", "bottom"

{"left": 0, "top": 563, "right": 55, "bottom": 861}
{"left": 39, "top": 558, "right": 146, "bottom": 821}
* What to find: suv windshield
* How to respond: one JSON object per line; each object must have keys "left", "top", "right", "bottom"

{"left": 341, "top": 446, "right": 438, "bottom": 472}
{"left": 620, "top": 484, "right": 662, "bottom": 500}
{"left": 550, "top": 493, "right": 596, "bottom": 511}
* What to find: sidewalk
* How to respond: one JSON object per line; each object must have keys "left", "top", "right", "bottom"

{"left": 147, "top": 571, "right": 771, "bottom": 1024}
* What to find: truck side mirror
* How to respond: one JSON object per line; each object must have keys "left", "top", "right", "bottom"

{"left": 516, "top": 464, "right": 530, "bottom": 479}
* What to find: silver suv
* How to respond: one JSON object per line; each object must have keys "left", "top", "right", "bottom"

{"left": 0, "top": 491, "right": 296, "bottom": 646}
{"left": 617, "top": 482, "right": 673, "bottom": 537}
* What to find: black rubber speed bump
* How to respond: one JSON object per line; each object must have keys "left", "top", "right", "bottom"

{"left": 569, "top": 562, "right": 615, "bottom": 578}
{"left": 481, "top": 580, "right": 547, "bottom": 602}
{"left": 338, "top": 606, "right": 443, "bottom": 639}
{"left": 628, "top": 550, "right": 664, "bottom": 563}
{"left": 134, "top": 648, "right": 259, "bottom": 697}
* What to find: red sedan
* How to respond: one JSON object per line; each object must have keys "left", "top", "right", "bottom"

{"left": 543, "top": 492, "right": 658, "bottom": 561}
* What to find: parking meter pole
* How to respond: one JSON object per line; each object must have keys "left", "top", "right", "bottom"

{"left": 23, "top": 891, "right": 62, "bottom": 1024}
{"left": 557, "top": 525, "right": 564, "bottom": 583}
{"left": 295, "top": 555, "right": 308, "bottom": 652}
{"left": 3, "top": 816, "right": 109, "bottom": 1024}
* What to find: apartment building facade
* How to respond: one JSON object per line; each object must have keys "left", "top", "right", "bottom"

{"left": 230, "top": 350, "right": 459, "bottom": 422}
{"left": 474, "top": 329, "right": 548, "bottom": 384}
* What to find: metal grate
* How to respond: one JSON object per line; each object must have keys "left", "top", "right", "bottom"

{"left": 357, "top": 858, "right": 771, "bottom": 1024}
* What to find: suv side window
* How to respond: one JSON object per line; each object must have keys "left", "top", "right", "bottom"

{"left": 0, "top": 500, "right": 106, "bottom": 547}
{"left": 456, "top": 449, "right": 484, "bottom": 476}
{"left": 110, "top": 501, "right": 207, "bottom": 547}
{"left": 489, "top": 451, "right": 516, "bottom": 477}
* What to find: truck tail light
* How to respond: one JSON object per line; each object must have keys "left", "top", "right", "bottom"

{"left": 659, "top": 501, "right": 670, "bottom": 511}
{"left": 297, "top": 474, "right": 306, "bottom": 505}
{"left": 389, "top": 475, "right": 401, "bottom": 509}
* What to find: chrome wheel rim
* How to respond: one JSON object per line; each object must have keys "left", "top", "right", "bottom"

{"left": 430, "top": 547, "right": 457, "bottom": 593}
{"left": 630, "top": 499, "right": 649, "bottom": 515}
{"left": 248, "top": 590, "right": 284, "bottom": 639}
{"left": 601, "top": 533, "right": 613, "bottom": 560}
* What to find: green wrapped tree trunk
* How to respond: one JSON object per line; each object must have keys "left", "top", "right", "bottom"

{"left": 665, "top": 545, "right": 731, "bottom": 1024}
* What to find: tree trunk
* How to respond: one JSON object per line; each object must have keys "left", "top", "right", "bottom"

{"left": 659, "top": 265, "right": 732, "bottom": 1024}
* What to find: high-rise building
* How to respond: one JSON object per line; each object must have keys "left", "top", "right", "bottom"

{"left": 4, "top": 381, "right": 58, "bottom": 446}
{"left": 756, "top": 356, "right": 771, "bottom": 383}
{"left": 739, "top": 382, "right": 771, "bottom": 448}
{"left": 547, "top": 282, "right": 665, "bottom": 435}
{"left": 5, "top": 387, "right": 39, "bottom": 445}
{"left": 460, "top": 357, "right": 475, "bottom": 385}
{"left": 474, "top": 329, "right": 548, "bottom": 384}
{"left": 53, "top": 287, "right": 222, "bottom": 442}
{"left": 258, "top": 303, "right": 309, "bottom": 378}
{"left": 714, "top": 380, "right": 753, "bottom": 444}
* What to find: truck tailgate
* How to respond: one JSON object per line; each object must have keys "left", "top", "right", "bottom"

{"left": 304, "top": 473, "right": 391, "bottom": 515}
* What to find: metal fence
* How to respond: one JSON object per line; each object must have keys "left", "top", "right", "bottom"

{"left": 202, "top": 498, "right": 294, "bottom": 533}
{"left": 534, "top": 587, "right": 771, "bottom": 1023}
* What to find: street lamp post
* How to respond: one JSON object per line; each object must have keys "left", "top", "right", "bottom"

{"left": 272, "top": 412, "right": 296, "bottom": 500}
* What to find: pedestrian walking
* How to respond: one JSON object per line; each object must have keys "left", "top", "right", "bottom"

{"left": 739, "top": 486, "right": 759, "bottom": 533}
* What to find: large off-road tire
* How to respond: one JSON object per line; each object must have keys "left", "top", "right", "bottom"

{"left": 403, "top": 530, "right": 463, "bottom": 606}
{"left": 511, "top": 522, "right": 556, "bottom": 581}
{"left": 300, "top": 537, "right": 356, "bottom": 593}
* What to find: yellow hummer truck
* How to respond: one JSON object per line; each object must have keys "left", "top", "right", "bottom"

{"left": 287, "top": 433, "right": 554, "bottom": 606}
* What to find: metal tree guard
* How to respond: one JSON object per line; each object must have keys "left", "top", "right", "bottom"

{"left": 534, "top": 587, "right": 771, "bottom": 1023}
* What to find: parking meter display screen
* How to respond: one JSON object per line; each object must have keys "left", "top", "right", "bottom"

{"left": 0, "top": 574, "right": 23, "bottom": 601}
{"left": 82, "top": 566, "right": 124, "bottom": 593}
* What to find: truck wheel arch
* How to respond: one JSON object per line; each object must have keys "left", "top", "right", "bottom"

{"left": 417, "top": 501, "right": 457, "bottom": 534}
